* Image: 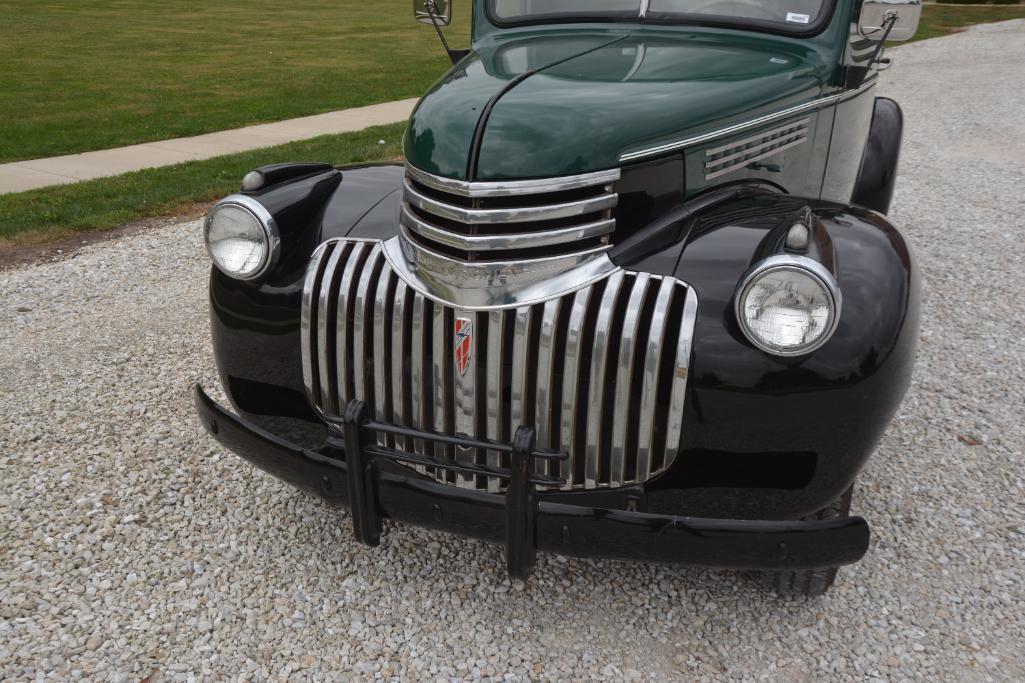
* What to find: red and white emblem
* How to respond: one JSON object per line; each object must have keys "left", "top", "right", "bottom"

{"left": 454, "top": 317, "right": 472, "bottom": 376}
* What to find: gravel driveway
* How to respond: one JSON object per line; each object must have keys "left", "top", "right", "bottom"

{"left": 3, "top": 20, "right": 1024, "bottom": 682}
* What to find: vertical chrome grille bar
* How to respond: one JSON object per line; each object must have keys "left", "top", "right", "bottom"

{"left": 509, "top": 305, "right": 533, "bottom": 436}
{"left": 665, "top": 286, "right": 698, "bottom": 465}
{"left": 352, "top": 244, "right": 383, "bottom": 412}
{"left": 558, "top": 287, "right": 592, "bottom": 490}
{"left": 316, "top": 244, "right": 347, "bottom": 414}
{"left": 609, "top": 272, "right": 651, "bottom": 486}
{"left": 391, "top": 280, "right": 409, "bottom": 451}
{"left": 585, "top": 271, "right": 625, "bottom": 488}
{"left": 430, "top": 300, "right": 448, "bottom": 468}
{"left": 452, "top": 309, "right": 477, "bottom": 487}
{"left": 409, "top": 292, "right": 427, "bottom": 461}
{"left": 533, "top": 299, "right": 561, "bottom": 478}
{"left": 485, "top": 310, "right": 505, "bottom": 493}
{"left": 335, "top": 242, "right": 369, "bottom": 407}
{"left": 635, "top": 277, "right": 676, "bottom": 481}
{"left": 300, "top": 243, "right": 331, "bottom": 408}
{"left": 372, "top": 268, "right": 393, "bottom": 437}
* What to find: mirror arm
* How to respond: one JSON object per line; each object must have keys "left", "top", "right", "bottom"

{"left": 424, "top": 0, "right": 461, "bottom": 65}
{"left": 846, "top": 12, "right": 898, "bottom": 89}
{"left": 866, "top": 13, "right": 899, "bottom": 68}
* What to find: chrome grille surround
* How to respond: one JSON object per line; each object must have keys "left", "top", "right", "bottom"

{"left": 301, "top": 237, "right": 698, "bottom": 491}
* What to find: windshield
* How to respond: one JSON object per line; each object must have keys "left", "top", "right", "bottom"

{"left": 489, "top": 0, "right": 829, "bottom": 32}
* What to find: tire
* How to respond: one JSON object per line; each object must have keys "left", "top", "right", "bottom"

{"left": 762, "top": 485, "right": 855, "bottom": 597}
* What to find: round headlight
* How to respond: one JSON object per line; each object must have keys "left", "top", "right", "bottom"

{"left": 204, "top": 196, "right": 279, "bottom": 280}
{"left": 735, "top": 255, "right": 841, "bottom": 357}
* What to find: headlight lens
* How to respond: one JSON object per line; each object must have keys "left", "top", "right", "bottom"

{"left": 204, "top": 197, "right": 278, "bottom": 280}
{"left": 736, "top": 256, "right": 841, "bottom": 356}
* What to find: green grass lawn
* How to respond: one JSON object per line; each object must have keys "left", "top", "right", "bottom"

{"left": 0, "top": 1, "right": 470, "bottom": 164}
{"left": 0, "top": 123, "right": 404, "bottom": 245}
{"left": 907, "top": 4, "right": 1025, "bottom": 42}
{"left": 2, "top": 2, "right": 1019, "bottom": 165}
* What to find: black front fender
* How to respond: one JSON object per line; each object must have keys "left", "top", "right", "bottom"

{"left": 208, "top": 163, "right": 405, "bottom": 442}
{"left": 627, "top": 192, "right": 919, "bottom": 518}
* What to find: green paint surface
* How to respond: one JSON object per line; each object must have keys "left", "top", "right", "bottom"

{"left": 404, "top": 33, "right": 625, "bottom": 179}
{"left": 476, "top": 30, "right": 830, "bottom": 179}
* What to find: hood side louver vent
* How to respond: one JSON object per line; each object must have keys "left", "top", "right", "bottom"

{"left": 704, "top": 117, "right": 810, "bottom": 180}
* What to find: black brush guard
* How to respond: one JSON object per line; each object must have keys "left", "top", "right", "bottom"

{"left": 194, "top": 385, "right": 870, "bottom": 580}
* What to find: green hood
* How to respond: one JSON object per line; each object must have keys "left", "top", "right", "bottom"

{"left": 404, "top": 29, "right": 830, "bottom": 180}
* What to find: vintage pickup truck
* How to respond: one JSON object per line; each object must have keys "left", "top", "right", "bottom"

{"left": 195, "top": 0, "right": 921, "bottom": 596}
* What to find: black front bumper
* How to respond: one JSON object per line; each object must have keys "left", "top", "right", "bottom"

{"left": 194, "top": 385, "right": 870, "bottom": 579}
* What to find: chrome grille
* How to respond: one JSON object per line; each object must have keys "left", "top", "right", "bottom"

{"left": 301, "top": 238, "right": 698, "bottom": 491}
{"left": 704, "top": 118, "right": 809, "bottom": 180}
{"left": 400, "top": 165, "right": 620, "bottom": 262}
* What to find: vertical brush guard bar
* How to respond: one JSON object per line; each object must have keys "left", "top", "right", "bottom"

{"left": 330, "top": 399, "right": 565, "bottom": 579}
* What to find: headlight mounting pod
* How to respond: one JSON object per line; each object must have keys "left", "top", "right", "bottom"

{"left": 735, "top": 254, "right": 842, "bottom": 357}
{"left": 204, "top": 195, "right": 280, "bottom": 281}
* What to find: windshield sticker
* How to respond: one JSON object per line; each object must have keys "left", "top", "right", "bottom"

{"left": 786, "top": 12, "right": 811, "bottom": 24}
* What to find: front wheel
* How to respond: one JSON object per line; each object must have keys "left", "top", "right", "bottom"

{"left": 762, "top": 485, "right": 855, "bottom": 597}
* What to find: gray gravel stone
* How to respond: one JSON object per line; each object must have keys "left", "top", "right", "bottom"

{"left": 2, "top": 19, "right": 1025, "bottom": 682}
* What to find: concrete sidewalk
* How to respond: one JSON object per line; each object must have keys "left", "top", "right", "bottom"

{"left": 0, "top": 98, "right": 418, "bottom": 195}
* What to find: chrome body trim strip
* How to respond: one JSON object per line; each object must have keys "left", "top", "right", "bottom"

{"left": 403, "top": 178, "right": 617, "bottom": 224}
{"left": 405, "top": 164, "right": 621, "bottom": 197}
{"left": 619, "top": 78, "right": 878, "bottom": 162}
{"left": 400, "top": 204, "right": 615, "bottom": 251}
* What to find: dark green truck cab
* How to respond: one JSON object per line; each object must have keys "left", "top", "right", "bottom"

{"left": 195, "top": 0, "right": 922, "bottom": 596}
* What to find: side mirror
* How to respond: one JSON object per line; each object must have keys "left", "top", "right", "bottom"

{"left": 859, "top": 0, "right": 921, "bottom": 42}
{"left": 415, "top": 0, "right": 452, "bottom": 26}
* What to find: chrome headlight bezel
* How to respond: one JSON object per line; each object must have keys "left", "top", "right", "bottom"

{"left": 734, "top": 254, "right": 842, "bottom": 357}
{"left": 203, "top": 194, "right": 280, "bottom": 281}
